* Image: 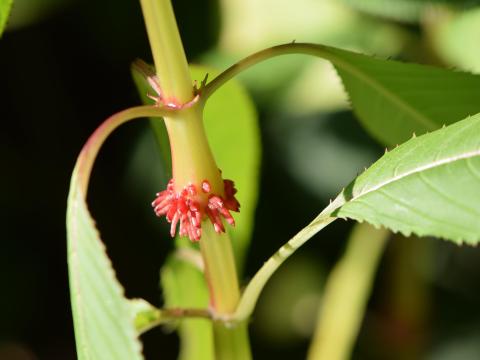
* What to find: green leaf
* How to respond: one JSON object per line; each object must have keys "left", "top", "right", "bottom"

{"left": 129, "top": 298, "right": 162, "bottom": 335}
{"left": 67, "top": 177, "right": 143, "bottom": 360}
{"left": 191, "top": 65, "right": 260, "bottom": 268}
{"left": 67, "top": 106, "right": 169, "bottom": 360}
{"left": 206, "top": 43, "right": 480, "bottom": 147}
{"left": 325, "top": 112, "right": 480, "bottom": 244}
{"left": 161, "top": 253, "right": 214, "bottom": 360}
{"left": 0, "top": 0, "right": 13, "bottom": 36}
{"left": 342, "top": 0, "right": 429, "bottom": 22}
{"left": 235, "top": 113, "right": 480, "bottom": 321}
{"left": 327, "top": 46, "right": 480, "bottom": 146}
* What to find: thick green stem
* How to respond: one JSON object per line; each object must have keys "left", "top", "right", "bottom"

{"left": 163, "top": 106, "right": 224, "bottom": 193}
{"left": 200, "top": 224, "right": 252, "bottom": 360}
{"left": 200, "top": 225, "right": 240, "bottom": 313}
{"left": 139, "top": 0, "right": 192, "bottom": 103}
{"left": 307, "top": 223, "right": 389, "bottom": 360}
{"left": 139, "top": 1, "right": 251, "bottom": 358}
{"left": 212, "top": 322, "right": 251, "bottom": 360}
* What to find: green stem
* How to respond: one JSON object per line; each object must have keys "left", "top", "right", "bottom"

{"left": 233, "top": 215, "right": 336, "bottom": 322}
{"left": 200, "top": 224, "right": 252, "bottom": 360}
{"left": 200, "top": 224, "right": 240, "bottom": 313}
{"left": 307, "top": 223, "right": 389, "bottom": 360}
{"left": 163, "top": 106, "right": 224, "bottom": 193}
{"left": 139, "top": 0, "right": 192, "bottom": 103}
{"left": 139, "top": 1, "right": 251, "bottom": 358}
{"left": 212, "top": 322, "right": 251, "bottom": 360}
{"left": 203, "top": 43, "right": 337, "bottom": 99}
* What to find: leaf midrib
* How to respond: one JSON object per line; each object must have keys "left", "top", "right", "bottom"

{"left": 345, "top": 148, "right": 480, "bottom": 206}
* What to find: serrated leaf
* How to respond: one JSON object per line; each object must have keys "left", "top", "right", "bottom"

{"left": 236, "top": 113, "right": 480, "bottom": 322}
{"left": 324, "top": 113, "right": 480, "bottom": 244}
{"left": 0, "top": 0, "right": 13, "bottom": 36}
{"left": 324, "top": 45, "right": 480, "bottom": 146}
{"left": 67, "top": 106, "right": 169, "bottom": 360}
{"left": 67, "top": 178, "right": 143, "bottom": 360}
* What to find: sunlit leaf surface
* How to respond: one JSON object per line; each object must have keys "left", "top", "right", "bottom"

{"left": 326, "top": 113, "right": 480, "bottom": 244}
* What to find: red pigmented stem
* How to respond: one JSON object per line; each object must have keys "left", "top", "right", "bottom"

{"left": 75, "top": 106, "right": 172, "bottom": 195}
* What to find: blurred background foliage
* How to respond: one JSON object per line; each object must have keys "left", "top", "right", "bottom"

{"left": 2, "top": 0, "right": 480, "bottom": 359}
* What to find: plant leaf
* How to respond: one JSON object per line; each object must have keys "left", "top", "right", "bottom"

{"left": 67, "top": 176, "right": 142, "bottom": 359}
{"left": 67, "top": 106, "right": 169, "bottom": 360}
{"left": 207, "top": 43, "right": 480, "bottom": 146}
{"left": 324, "top": 112, "right": 480, "bottom": 244}
{"left": 326, "top": 46, "right": 480, "bottom": 146}
{"left": 161, "top": 253, "right": 214, "bottom": 360}
{"left": 0, "top": 0, "right": 13, "bottom": 36}
{"left": 129, "top": 298, "right": 162, "bottom": 335}
{"left": 236, "top": 113, "right": 480, "bottom": 321}
{"left": 67, "top": 178, "right": 144, "bottom": 360}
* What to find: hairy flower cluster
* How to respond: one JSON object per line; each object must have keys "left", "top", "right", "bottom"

{"left": 152, "top": 178, "right": 240, "bottom": 241}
